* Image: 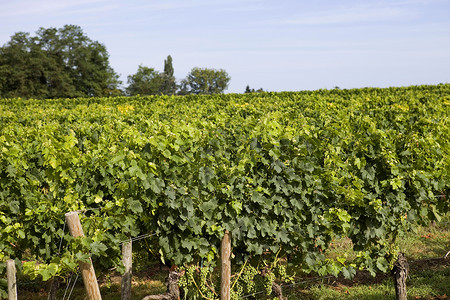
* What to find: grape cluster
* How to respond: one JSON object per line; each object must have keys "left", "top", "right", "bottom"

{"left": 199, "top": 266, "right": 213, "bottom": 298}
{"left": 241, "top": 265, "right": 259, "bottom": 294}
{"left": 177, "top": 265, "right": 195, "bottom": 290}
{"left": 275, "top": 263, "right": 287, "bottom": 282}
{"left": 231, "top": 282, "right": 243, "bottom": 300}
{"left": 263, "top": 271, "right": 276, "bottom": 296}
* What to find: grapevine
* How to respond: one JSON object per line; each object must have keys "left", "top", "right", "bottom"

{"left": 0, "top": 84, "right": 448, "bottom": 297}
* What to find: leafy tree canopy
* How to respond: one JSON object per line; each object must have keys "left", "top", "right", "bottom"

{"left": 126, "top": 65, "right": 163, "bottom": 96}
{"left": 160, "top": 55, "right": 177, "bottom": 95}
{"left": 0, "top": 24, "right": 121, "bottom": 99}
{"left": 245, "top": 85, "right": 264, "bottom": 93}
{"left": 180, "top": 67, "right": 230, "bottom": 95}
{"left": 126, "top": 55, "right": 177, "bottom": 96}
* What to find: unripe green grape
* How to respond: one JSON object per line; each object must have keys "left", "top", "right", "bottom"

{"left": 232, "top": 281, "right": 243, "bottom": 299}
{"left": 231, "top": 291, "right": 239, "bottom": 300}
{"left": 276, "top": 263, "right": 287, "bottom": 281}
{"left": 178, "top": 268, "right": 188, "bottom": 287}
{"left": 240, "top": 265, "right": 258, "bottom": 293}
{"left": 264, "top": 272, "right": 275, "bottom": 296}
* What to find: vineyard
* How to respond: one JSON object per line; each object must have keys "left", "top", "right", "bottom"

{"left": 0, "top": 84, "right": 449, "bottom": 299}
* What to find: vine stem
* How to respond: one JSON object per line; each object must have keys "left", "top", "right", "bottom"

{"left": 271, "top": 247, "right": 283, "bottom": 269}
{"left": 231, "top": 258, "right": 249, "bottom": 290}
{"left": 189, "top": 271, "right": 215, "bottom": 300}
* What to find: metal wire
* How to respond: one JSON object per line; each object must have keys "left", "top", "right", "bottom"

{"left": 62, "top": 273, "right": 74, "bottom": 300}
{"left": 119, "top": 232, "right": 158, "bottom": 245}
{"left": 66, "top": 270, "right": 80, "bottom": 300}
{"left": 238, "top": 275, "right": 337, "bottom": 299}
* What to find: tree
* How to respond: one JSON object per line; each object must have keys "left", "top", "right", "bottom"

{"left": 126, "top": 65, "right": 163, "bottom": 96}
{"left": 0, "top": 32, "right": 54, "bottom": 98}
{"left": 0, "top": 25, "right": 121, "bottom": 99}
{"left": 34, "top": 27, "right": 77, "bottom": 98}
{"left": 180, "top": 67, "right": 230, "bottom": 95}
{"left": 159, "top": 55, "right": 177, "bottom": 95}
{"left": 244, "top": 85, "right": 264, "bottom": 93}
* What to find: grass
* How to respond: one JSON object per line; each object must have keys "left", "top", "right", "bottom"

{"left": 398, "top": 220, "right": 450, "bottom": 260}
{"left": 16, "top": 216, "right": 450, "bottom": 299}
{"left": 288, "top": 215, "right": 450, "bottom": 300}
{"left": 18, "top": 265, "right": 168, "bottom": 300}
{"left": 289, "top": 258, "right": 450, "bottom": 300}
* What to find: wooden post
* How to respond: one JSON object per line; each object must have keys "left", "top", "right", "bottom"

{"left": 6, "top": 259, "right": 17, "bottom": 300}
{"left": 221, "top": 230, "right": 231, "bottom": 300}
{"left": 393, "top": 252, "right": 409, "bottom": 300}
{"left": 65, "top": 211, "right": 102, "bottom": 300}
{"left": 121, "top": 240, "right": 132, "bottom": 300}
{"left": 48, "top": 277, "right": 61, "bottom": 300}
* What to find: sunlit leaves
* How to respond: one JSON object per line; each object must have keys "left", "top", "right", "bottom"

{"left": 0, "top": 84, "right": 448, "bottom": 285}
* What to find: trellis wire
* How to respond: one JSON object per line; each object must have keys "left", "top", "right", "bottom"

{"left": 62, "top": 270, "right": 80, "bottom": 300}
{"left": 119, "top": 232, "right": 158, "bottom": 245}
{"left": 62, "top": 272, "right": 74, "bottom": 300}
{"left": 238, "top": 274, "right": 336, "bottom": 299}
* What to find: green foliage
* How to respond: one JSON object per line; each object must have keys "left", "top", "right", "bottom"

{"left": 0, "top": 25, "right": 121, "bottom": 99}
{"left": 245, "top": 85, "right": 264, "bottom": 93}
{"left": 180, "top": 67, "right": 230, "bottom": 94}
{"left": 0, "top": 84, "right": 448, "bottom": 297}
{"left": 177, "top": 255, "right": 295, "bottom": 299}
{"left": 160, "top": 55, "right": 177, "bottom": 95}
{"left": 22, "top": 252, "right": 78, "bottom": 281}
{"left": 126, "top": 55, "right": 176, "bottom": 96}
{"left": 178, "top": 264, "right": 218, "bottom": 299}
{"left": 178, "top": 258, "right": 289, "bottom": 299}
{"left": 126, "top": 65, "right": 164, "bottom": 96}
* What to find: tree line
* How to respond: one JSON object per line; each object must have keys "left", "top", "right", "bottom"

{"left": 126, "top": 59, "right": 231, "bottom": 96}
{"left": 0, "top": 25, "right": 233, "bottom": 99}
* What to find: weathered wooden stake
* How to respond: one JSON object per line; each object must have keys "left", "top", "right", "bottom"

{"left": 6, "top": 259, "right": 17, "bottom": 300}
{"left": 221, "top": 230, "right": 231, "bottom": 300}
{"left": 141, "top": 266, "right": 180, "bottom": 300}
{"left": 48, "top": 277, "right": 61, "bottom": 300}
{"left": 65, "top": 211, "right": 102, "bottom": 300}
{"left": 393, "top": 252, "right": 409, "bottom": 300}
{"left": 121, "top": 240, "right": 132, "bottom": 300}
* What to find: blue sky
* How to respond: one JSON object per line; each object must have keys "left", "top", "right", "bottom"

{"left": 1, "top": 0, "right": 449, "bottom": 93}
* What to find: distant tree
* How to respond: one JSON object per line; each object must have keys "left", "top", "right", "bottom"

{"left": 177, "top": 80, "right": 190, "bottom": 96}
{"left": 0, "top": 32, "right": 46, "bottom": 98}
{"left": 180, "top": 67, "right": 230, "bottom": 94}
{"left": 126, "top": 65, "right": 163, "bottom": 95}
{"left": 244, "top": 85, "right": 264, "bottom": 93}
{"left": 0, "top": 25, "right": 121, "bottom": 99}
{"left": 159, "top": 55, "right": 177, "bottom": 95}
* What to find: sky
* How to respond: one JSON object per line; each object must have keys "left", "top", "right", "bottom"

{"left": 0, "top": 0, "right": 449, "bottom": 93}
